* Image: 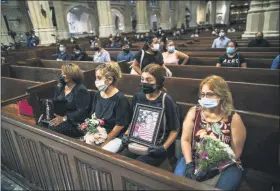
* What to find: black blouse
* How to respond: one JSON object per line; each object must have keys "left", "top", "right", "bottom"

{"left": 90, "top": 91, "right": 131, "bottom": 134}
{"left": 54, "top": 83, "right": 90, "bottom": 126}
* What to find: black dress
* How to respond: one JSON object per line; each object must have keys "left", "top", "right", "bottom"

{"left": 48, "top": 83, "right": 90, "bottom": 138}
{"left": 90, "top": 91, "right": 131, "bottom": 135}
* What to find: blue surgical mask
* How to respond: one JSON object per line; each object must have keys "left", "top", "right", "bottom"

{"left": 226, "top": 47, "right": 235, "bottom": 54}
{"left": 168, "top": 46, "right": 175, "bottom": 53}
{"left": 198, "top": 98, "right": 220, "bottom": 109}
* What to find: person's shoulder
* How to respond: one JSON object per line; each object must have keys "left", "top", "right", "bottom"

{"left": 163, "top": 93, "right": 176, "bottom": 105}
{"left": 75, "top": 83, "right": 88, "bottom": 92}
{"left": 134, "top": 91, "right": 145, "bottom": 98}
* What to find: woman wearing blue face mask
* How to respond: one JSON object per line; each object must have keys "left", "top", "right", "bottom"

{"left": 90, "top": 61, "right": 131, "bottom": 153}
{"left": 162, "top": 41, "right": 189, "bottom": 65}
{"left": 216, "top": 41, "right": 247, "bottom": 68}
{"left": 174, "top": 75, "right": 246, "bottom": 191}
{"left": 72, "top": 45, "right": 89, "bottom": 61}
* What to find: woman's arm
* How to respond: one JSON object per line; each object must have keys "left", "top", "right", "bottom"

{"left": 241, "top": 62, "right": 247, "bottom": 68}
{"left": 181, "top": 106, "right": 196, "bottom": 164}
{"left": 103, "top": 125, "right": 124, "bottom": 145}
{"left": 230, "top": 113, "right": 247, "bottom": 160}
{"left": 176, "top": 51, "right": 189, "bottom": 65}
{"left": 131, "top": 59, "right": 142, "bottom": 75}
{"left": 163, "top": 130, "right": 178, "bottom": 149}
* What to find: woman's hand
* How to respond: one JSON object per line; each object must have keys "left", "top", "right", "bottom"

{"left": 49, "top": 114, "right": 64, "bottom": 127}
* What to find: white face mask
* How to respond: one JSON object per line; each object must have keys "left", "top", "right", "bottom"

{"left": 219, "top": 32, "right": 225, "bottom": 37}
{"left": 198, "top": 98, "right": 220, "bottom": 109}
{"left": 151, "top": 43, "right": 160, "bottom": 52}
{"left": 59, "top": 47, "right": 65, "bottom": 52}
{"left": 95, "top": 79, "right": 109, "bottom": 92}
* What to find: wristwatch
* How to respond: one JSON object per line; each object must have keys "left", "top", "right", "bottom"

{"left": 62, "top": 116, "right": 67, "bottom": 122}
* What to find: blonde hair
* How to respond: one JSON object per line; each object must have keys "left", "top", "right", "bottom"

{"left": 62, "top": 63, "right": 84, "bottom": 83}
{"left": 200, "top": 75, "right": 234, "bottom": 116}
{"left": 96, "top": 61, "right": 122, "bottom": 84}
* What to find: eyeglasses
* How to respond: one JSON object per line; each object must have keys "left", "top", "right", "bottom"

{"left": 199, "top": 92, "right": 216, "bottom": 98}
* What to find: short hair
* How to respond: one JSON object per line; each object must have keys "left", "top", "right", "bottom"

{"left": 96, "top": 61, "right": 122, "bottom": 85}
{"left": 142, "top": 64, "right": 166, "bottom": 90}
{"left": 62, "top": 63, "right": 84, "bottom": 84}
{"left": 95, "top": 40, "right": 106, "bottom": 48}
{"left": 120, "top": 41, "right": 129, "bottom": 47}
{"left": 73, "top": 44, "right": 81, "bottom": 50}
{"left": 60, "top": 44, "right": 67, "bottom": 48}
{"left": 227, "top": 41, "right": 238, "bottom": 48}
{"left": 199, "top": 75, "right": 234, "bottom": 116}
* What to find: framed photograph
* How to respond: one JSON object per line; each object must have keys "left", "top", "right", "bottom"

{"left": 128, "top": 103, "right": 164, "bottom": 147}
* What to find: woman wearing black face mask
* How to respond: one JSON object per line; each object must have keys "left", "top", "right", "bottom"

{"left": 120, "top": 64, "right": 180, "bottom": 167}
{"left": 131, "top": 37, "right": 167, "bottom": 75}
{"left": 49, "top": 64, "right": 90, "bottom": 138}
{"left": 72, "top": 45, "right": 89, "bottom": 61}
{"left": 91, "top": 62, "right": 131, "bottom": 153}
{"left": 117, "top": 42, "right": 135, "bottom": 62}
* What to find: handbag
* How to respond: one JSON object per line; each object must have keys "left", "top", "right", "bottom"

{"left": 130, "top": 49, "right": 144, "bottom": 75}
{"left": 128, "top": 93, "right": 167, "bottom": 155}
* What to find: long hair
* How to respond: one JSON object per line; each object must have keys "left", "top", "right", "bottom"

{"left": 142, "top": 64, "right": 167, "bottom": 92}
{"left": 199, "top": 75, "right": 234, "bottom": 116}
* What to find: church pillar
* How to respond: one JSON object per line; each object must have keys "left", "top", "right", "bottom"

{"left": 136, "top": 0, "right": 149, "bottom": 33}
{"left": 52, "top": 1, "right": 69, "bottom": 40}
{"left": 210, "top": 1, "right": 217, "bottom": 25}
{"left": 96, "top": 0, "right": 114, "bottom": 37}
{"left": 176, "top": 1, "right": 185, "bottom": 29}
{"left": 197, "top": 0, "right": 206, "bottom": 24}
{"left": 160, "top": 0, "right": 170, "bottom": 30}
{"left": 27, "top": 1, "right": 56, "bottom": 46}
{"left": 242, "top": 1, "right": 265, "bottom": 39}
{"left": 1, "top": 13, "right": 13, "bottom": 45}
{"left": 262, "top": 0, "right": 279, "bottom": 37}
{"left": 189, "top": 1, "right": 198, "bottom": 27}
{"left": 124, "top": 2, "right": 133, "bottom": 32}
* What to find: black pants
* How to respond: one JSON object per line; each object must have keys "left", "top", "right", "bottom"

{"left": 48, "top": 121, "right": 84, "bottom": 138}
{"left": 119, "top": 147, "right": 167, "bottom": 167}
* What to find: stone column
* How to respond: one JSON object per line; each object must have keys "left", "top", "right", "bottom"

{"left": 160, "top": 0, "right": 170, "bottom": 30}
{"left": 52, "top": 1, "right": 69, "bottom": 40}
{"left": 96, "top": 0, "right": 114, "bottom": 37}
{"left": 1, "top": 13, "right": 13, "bottom": 45}
{"left": 262, "top": 0, "right": 280, "bottom": 37}
{"left": 176, "top": 1, "right": 185, "bottom": 29}
{"left": 197, "top": 0, "right": 206, "bottom": 24}
{"left": 189, "top": 1, "right": 198, "bottom": 27}
{"left": 210, "top": 1, "right": 217, "bottom": 25}
{"left": 136, "top": 0, "right": 149, "bottom": 33}
{"left": 242, "top": 1, "right": 265, "bottom": 39}
{"left": 27, "top": 1, "right": 56, "bottom": 46}
{"left": 124, "top": 2, "right": 133, "bottom": 32}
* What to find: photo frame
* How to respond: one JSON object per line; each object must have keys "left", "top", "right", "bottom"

{"left": 128, "top": 103, "right": 164, "bottom": 147}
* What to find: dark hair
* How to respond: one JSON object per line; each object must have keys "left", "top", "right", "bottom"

{"left": 227, "top": 41, "right": 238, "bottom": 48}
{"left": 73, "top": 44, "right": 81, "bottom": 50}
{"left": 95, "top": 40, "right": 106, "bottom": 48}
{"left": 62, "top": 63, "right": 84, "bottom": 84}
{"left": 120, "top": 41, "right": 129, "bottom": 47}
{"left": 142, "top": 64, "right": 166, "bottom": 91}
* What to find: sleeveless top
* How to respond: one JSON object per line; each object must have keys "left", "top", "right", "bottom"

{"left": 193, "top": 106, "right": 234, "bottom": 146}
{"left": 162, "top": 50, "right": 179, "bottom": 65}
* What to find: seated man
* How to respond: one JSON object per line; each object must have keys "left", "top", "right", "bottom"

{"left": 108, "top": 38, "right": 120, "bottom": 48}
{"left": 72, "top": 45, "right": 89, "bottom": 61}
{"left": 93, "top": 40, "right": 111, "bottom": 62}
{"left": 117, "top": 42, "right": 135, "bottom": 62}
{"left": 216, "top": 41, "right": 247, "bottom": 68}
{"left": 57, "top": 44, "right": 71, "bottom": 61}
{"left": 211, "top": 29, "right": 231, "bottom": 48}
{"left": 248, "top": 32, "right": 270, "bottom": 47}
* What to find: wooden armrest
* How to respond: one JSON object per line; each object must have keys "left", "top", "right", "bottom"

{"left": 1, "top": 94, "right": 29, "bottom": 107}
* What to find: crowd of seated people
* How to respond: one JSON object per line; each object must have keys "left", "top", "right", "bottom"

{"left": 47, "top": 61, "right": 248, "bottom": 190}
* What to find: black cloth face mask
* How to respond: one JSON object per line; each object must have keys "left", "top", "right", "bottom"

{"left": 139, "top": 82, "right": 157, "bottom": 94}
{"left": 123, "top": 48, "right": 130, "bottom": 53}
{"left": 59, "top": 75, "right": 66, "bottom": 85}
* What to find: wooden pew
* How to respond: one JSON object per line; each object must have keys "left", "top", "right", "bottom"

{"left": 6, "top": 66, "right": 279, "bottom": 115}
{"left": 10, "top": 82, "right": 280, "bottom": 190}
{"left": 167, "top": 65, "right": 279, "bottom": 85}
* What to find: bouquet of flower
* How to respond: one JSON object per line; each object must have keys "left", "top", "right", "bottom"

{"left": 80, "top": 114, "right": 107, "bottom": 145}
{"left": 194, "top": 135, "right": 236, "bottom": 180}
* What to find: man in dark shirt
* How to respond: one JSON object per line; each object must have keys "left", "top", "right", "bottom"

{"left": 57, "top": 44, "right": 72, "bottom": 61}
{"left": 248, "top": 32, "right": 270, "bottom": 47}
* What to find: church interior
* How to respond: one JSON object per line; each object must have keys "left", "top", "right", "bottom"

{"left": 1, "top": 0, "right": 280, "bottom": 190}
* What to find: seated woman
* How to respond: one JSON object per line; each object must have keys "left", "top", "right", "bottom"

{"left": 90, "top": 61, "right": 131, "bottom": 153}
{"left": 216, "top": 41, "right": 247, "bottom": 68}
{"left": 49, "top": 64, "right": 90, "bottom": 138}
{"left": 57, "top": 44, "right": 72, "bottom": 61}
{"left": 120, "top": 64, "right": 180, "bottom": 167}
{"left": 72, "top": 45, "right": 89, "bottom": 61}
{"left": 174, "top": 75, "right": 246, "bottom": 190}
{"left": 162, "top": 41, "right": 189, "bottom": 65}
{"left": 93, "top": 40, "right": 111, "bottom": 62}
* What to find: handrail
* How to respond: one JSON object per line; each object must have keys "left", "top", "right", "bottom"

{"left": 1, "top": 94, "right": 30, "bottom": 107}
{"left": 26, "top": 80, "right": 57, "bottom": 93}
